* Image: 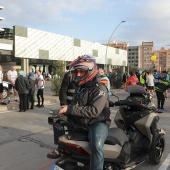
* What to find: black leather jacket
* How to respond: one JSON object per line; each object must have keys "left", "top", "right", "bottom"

{"left": 59, "top": 71, "right": 77, "bottom": 106}
{"left": 15, "top": 75, "right": 30, "bottom": 94}
{"left": 28, "top": 76, "right": 36, "bottom": 95}
{"left": 67, "top": 78, "right": 111, "bottom": 126}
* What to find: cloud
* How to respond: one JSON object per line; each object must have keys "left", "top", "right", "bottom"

{"left": 1, "top": 0, "right": 170, "bottom": 49}
{"left": 102, "top": 0, "right": 170, "bottom": 48}
{"left": 0, "top": 0, "right": 104, "bottom": 27}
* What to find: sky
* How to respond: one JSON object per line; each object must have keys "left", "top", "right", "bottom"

{"left": 0, "top": 0, "right": 170, "bottom": 50}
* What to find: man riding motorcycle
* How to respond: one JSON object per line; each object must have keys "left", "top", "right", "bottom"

{"left": 58, "top": 55, "right": 111, "bottom": 170}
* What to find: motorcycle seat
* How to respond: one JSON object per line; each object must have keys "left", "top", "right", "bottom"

{"left": 67, "top": 131, "right": 88, "bottom": 141}
{"left": 67, "top": 128, "right": 129, "bottom": 147}
{"left": 105, "top": 127, "right": 129, "bottom": 146}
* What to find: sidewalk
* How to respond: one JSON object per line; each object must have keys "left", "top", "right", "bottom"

{"left": 0, "top": 94, "right": 59, "bottom": 112}
{"left": 0, "top": 89, "right": 125, "bottom": 112}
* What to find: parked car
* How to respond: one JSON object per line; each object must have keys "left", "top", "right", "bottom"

{"left": 2, "top": 81, "right": 8, "bottom": 99}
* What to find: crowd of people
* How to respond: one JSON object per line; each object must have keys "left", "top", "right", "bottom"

{"left": 90, "top": 68, "right": 170, "bottom": 111}
{"left": 123, "top": 69, "right": 170, "bottom": 110}
{"left": 0, "top": 65, "right": 46, "bottom": 112}
{"left": 1, "top": 64, "right": 169, "bottom": 109}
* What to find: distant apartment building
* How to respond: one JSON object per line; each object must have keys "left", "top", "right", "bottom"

{"left": 108, "top": 41, "right": 154, "bottom": 70}
{"left": 154, "top": 47, "right": 170, "bottom": 72}
{"left": 139, "top": 41, "right": 154, "bottom": 69}
{"left": 106, "top": 41, "right": 129, "bottom": 51}
{"left": 127, "top": 46, "right": 140, "bottom": 68}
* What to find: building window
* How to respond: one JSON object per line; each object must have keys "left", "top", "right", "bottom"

{"left": 116, "top": 48, "right": 119, "bottom": 54}
{"left": 74, "top": 38, "right": 81, "bottom": 47}
{"left": 93, "top": 50, "right": 98, "bottom": 57}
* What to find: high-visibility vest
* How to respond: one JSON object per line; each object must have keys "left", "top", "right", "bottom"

{"left": 140, "top": 75, "right": 145, "bottom": 84}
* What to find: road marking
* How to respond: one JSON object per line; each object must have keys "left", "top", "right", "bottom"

{"left": 39, "top": 161, "right": 55, "bottom": 170}
{"left": 158, "top": 153, "right": 170, "bottom": 170}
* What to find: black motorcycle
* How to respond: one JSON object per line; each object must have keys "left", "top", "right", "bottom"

{"left": 48, "top": 85, "right": 165, "bottom": 170}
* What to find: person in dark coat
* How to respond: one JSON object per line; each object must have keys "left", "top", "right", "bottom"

{"left": 59, "top": 55, "right": 111, "bottom": 170}
{"left": 122, "top": 71, "right": 128, "bottom": 89}
{"left": 155, "top": 79, "right": 170, "bottom": 110}
{"left": 28, "top": 70, "right": 36, "bottom": 109}
{"left": 15, "top": 70, "right": 30, "bottom": 112}
{"left": 47, "top": 70, "right": 77, "bottom": 159}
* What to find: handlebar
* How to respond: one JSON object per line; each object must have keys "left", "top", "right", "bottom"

{"left": 48, "top": 109, "right": 65, "bottom": 125}
{"left": 48, "top": 109, "right": 81, "bottom": 128}
{"left": 48, "top": 110, "right": 88, "bottom": 131}
{"left": 114, "top": 98, "right": 141, "bottom": 107}
{"left": 114, "top": 100, "right": 130, "bottom": 106}
{"left": 113, "top": 99, "right": 154, "bottom": 111}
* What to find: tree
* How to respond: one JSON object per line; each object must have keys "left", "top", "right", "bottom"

{"left": 51, "top": 60, "right": 66, "bottom": 95}
{"left": 128, "top": 64, "right": 138, "bottom": 74}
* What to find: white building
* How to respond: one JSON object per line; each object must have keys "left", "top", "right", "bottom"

{"left": 0, "top": 25, "right": 127, "bottom": 74}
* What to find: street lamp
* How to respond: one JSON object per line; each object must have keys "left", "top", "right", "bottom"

{"left": 105, "top": 21, "right": 126, "bottom": 73}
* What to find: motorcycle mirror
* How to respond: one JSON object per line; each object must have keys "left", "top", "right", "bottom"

{"left": 49, "top": 109, "right": 54, "bottom": 115}
{"left": 108, "top": 91, "right": 113, "bottom": 96}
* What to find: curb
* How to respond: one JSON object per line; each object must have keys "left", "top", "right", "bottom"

{"left": 0, "top": 106, "right": 8, "bottom": 112}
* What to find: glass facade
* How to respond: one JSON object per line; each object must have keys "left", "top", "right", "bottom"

{"left": 0, "top": 28, "right": 13, "bottom": 40}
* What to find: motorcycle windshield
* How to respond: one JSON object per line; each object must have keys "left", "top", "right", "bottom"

{"left": 127, "top": 85, "right": 148, "bottom": 95}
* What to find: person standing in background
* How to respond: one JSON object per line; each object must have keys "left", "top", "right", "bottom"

{"left": 36, "top": 70, "right": 45, "bottom": 107}
{"left": 28, "top": 68, "right": 36, "bottom": 109}
{"left": 161, "top": 71, "right": 169, "bottom": 99}
{"left": 122, "top": 71, "right": 128, "bottom": 89}
{"left": 108, "top": 71, "right": 112, "bottom": 84}
{"left": 146, "top": 71, "right": 155, "bottom": 96}
{"left": 139, "top": 71, "right": 146, "bottom": 89}
{"left": 153, "top": 70, "right": 161, "bottom": 87}
{"left": 143, "top": 70, "right": 148, "bottom": 90}
{"left": 15, "top": 70, "right": 30, "bottom": 112}
{"left": 98, "top": 68, "right": 111, "bottom": 92}
{"left": 2, "top": 71, "right": 8, "bottom": 82}
{"left": 7, "top": 66, "right": 18, "bottom": 103}
{"left": 125, "top": 71, "right": 139, "bottom": 90}
{"left": 155, "top": 79, "right": 170, "bottom": 110}
{"left": 135, "top": 70, "right": 140, "bottom": 82}
{"left": 0, "top": 65, "right": 7, "bottom": 105}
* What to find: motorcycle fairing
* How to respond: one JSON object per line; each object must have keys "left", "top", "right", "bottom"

{"left": 134, "top": 112, "right": 158, "bottom": 141}
{"left": 59, "top": 135, "right": 122, "bottom": 159}
{"left": 106, "top": 128, "right": 129, "bottom": 146}
{"left": 114, "top": 105, "right": 159, "bottom": 142}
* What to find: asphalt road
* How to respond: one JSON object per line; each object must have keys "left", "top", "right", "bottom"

{"left": 0, "top": 92, "right": 169, "bottom": 170}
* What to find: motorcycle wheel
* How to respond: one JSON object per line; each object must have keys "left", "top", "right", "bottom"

{"left": 149, "top": 136, "right": 165, "bottom": 164}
